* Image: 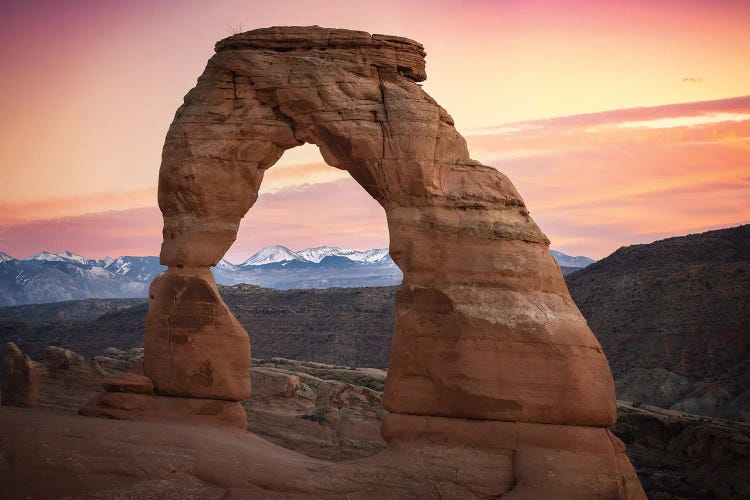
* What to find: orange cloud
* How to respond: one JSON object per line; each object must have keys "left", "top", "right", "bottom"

{"left": 0, "top": 179, "right": 388, "bottom": 261}
{"left": 2, "top": 95, "right": 749, "bottom": 261}
{"left": 467, "top": 96, "right": 750, "bottom": 257}
{"left": 0, "top": 188, "right": 157, "bottom": 225}
{"left": 261, "top": 161, "right": 348, "bottom": 193}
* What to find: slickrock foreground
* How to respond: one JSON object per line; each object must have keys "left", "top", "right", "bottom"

{"left": 3, "top": 347, "right": 748, "bottom": 498}
{"left": 4, "top": 26, "right": 646, "bottom": 497}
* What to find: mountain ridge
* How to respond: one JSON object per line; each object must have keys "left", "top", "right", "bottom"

{"left": 565, "top": 224, "right": 749, "bottom": 421}
{"left": 0, "top": 246, "right": 592, "bottom": 306}
{"left": 1, "top": 225, "right": 744, "bottom": 421}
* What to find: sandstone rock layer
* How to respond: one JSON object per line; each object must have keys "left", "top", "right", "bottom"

{"left": 145, "top": 25, "right": 643, "bottom": 497}
{"left": 1, "top": 342, "right": 39, "bottom": 407}
{"left": 145, "top": 268, "right": 250, "bottom": 400}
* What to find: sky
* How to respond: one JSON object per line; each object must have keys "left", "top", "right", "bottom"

{"left": 1, "top": 0, "right": 749, "bottom": 262}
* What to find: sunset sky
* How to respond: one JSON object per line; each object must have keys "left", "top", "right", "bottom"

{"left": 1, "top": 0, "right": 749, "bottom": 262}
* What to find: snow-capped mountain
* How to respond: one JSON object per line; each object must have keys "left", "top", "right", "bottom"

{"left": 550, "top": 250, "right": 596, "bottom": 268}
{"left": 295, "top": 246, "right": 389, "bottom": 264}
{"left": 0, "top": 245, "right": 593, "bottom": 306}
{"left": 0, "top": 258, "right": 152, "bottom": 306}
{"left": 240, "top": 245, "right": 304, "bottom": 266}
{"left": 104, "top": 256, "right": 164, "bottom": 282}
{"left": 22, "top": 250, "right": 103, "bottom": 266}
{"left": 0, "top": 253, "right": 165, "bottom": 306}
{"left": 237, "top": 245, "right": 391, "bottom": 267}
{"left": 56, "top": 251, "right": 96, "bottom": 265}
{"left": 216, "top": 259, "right": 241, "bottom": 272}
{"left": 24, "top": 251, "right": 68, "bottom": 262}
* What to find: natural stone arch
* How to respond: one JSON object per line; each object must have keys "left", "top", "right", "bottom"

{"left": 149, "top": 25, "right": 614, "bottom": 423}
{"left": 142, "top": 26, "right": 645, "bottom": 497}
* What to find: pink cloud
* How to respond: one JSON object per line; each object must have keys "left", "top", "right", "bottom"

{"left": 0, "top": 207, "right": 163, "bottom": 259}
{"left": 466, "top": 96, "right": 750, "bottom": 258}
{"left": 0, "top": 179, "right": 388, "bottom": 261}
{"left": 0, "top": 188, "right": 156, "bottom": 225}
{"left": 470, "top": 95, "right": 750, "bottom": 135}
{"left": 2, "top": 95, "right": 749, "bottom": 261}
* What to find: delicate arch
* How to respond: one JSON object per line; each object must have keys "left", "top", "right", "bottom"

{"left": 146, "top": 26, "right": 617, "bottom": 426}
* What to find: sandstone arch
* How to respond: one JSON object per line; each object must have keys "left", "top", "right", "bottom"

{"left": 143, "top": 26, "right": 645, "bottom": 497}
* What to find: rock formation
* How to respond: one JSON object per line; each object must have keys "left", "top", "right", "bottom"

{"left": 3, "top": 345, "right": 747, "bottom": 498}
{"left": 132, "top": 25, "right": 644, "bottom": 496}
{"left": 1, "top": 342, "right": 38, "bottom": 407}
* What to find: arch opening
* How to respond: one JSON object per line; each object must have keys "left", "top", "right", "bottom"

{"left": 222, "top": 142, "right": 399, "bottom": 286}
{"left": 218, "top": 142, "right": 397, "bottom": 369}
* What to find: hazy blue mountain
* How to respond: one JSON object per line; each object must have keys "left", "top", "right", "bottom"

{"left": 0, "top": 247, "right": 592, "bottom": 305}
{"left": 0, "top": 258, "right": 150, "bottom": 306}
{"left": 550, "top": 250, "right": 596, "bottom": 268}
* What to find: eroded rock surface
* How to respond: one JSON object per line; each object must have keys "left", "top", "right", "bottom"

{"left": 246, "top": 358, "right": 387, "bottom": 460}
{"left": 4, "top": 346, "right": 746, "bottom": 498}
{"left": 1, "top": 342, "right": 38, "bottom": 407}
{"left": 145, "top": 268, "right": 250, "bottom": 400}
{"left": 3, "top": 347, "right": 746, "bottom": 498}
{"left": 152, "top": 24, "right": 617, "bottom": 421}
{"left": 0, "top": 345, "right": 141, "bottom": 411}
{"left": 141, "top": 25, "right": 639, "bottom": 496}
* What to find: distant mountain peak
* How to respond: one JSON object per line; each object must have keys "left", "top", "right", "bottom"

{"left": 216, "top": 259, "right": 240, "bottom": 271}
{"left": 56, "top": 251, "right": 93, "bottom": 265}
{"left": 295, "top": 246, "right": 389, "bottom": 264}
{"left": 240, "top": 245, "right": 304, "bottom": 266}
{"left": 24, "top": 251, "right": 65, "bottom": 262}
{"left": 549, "top": 250, "right": 596, "bottom": 268}
{"left": 0, "top": 251, "right": 15, "bottom": 263}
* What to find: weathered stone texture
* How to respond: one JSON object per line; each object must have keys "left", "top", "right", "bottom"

{"left": 1, "top": 342, "right": 39, "bottom": 407}
{"left": 144, "top": 268, "right": 250, "bottom": 400}
{"left": 143, "top": 25, "right": 642, "bottom": 497}
{"left": 151, "top": 25, "right": 614, "bottom": 424}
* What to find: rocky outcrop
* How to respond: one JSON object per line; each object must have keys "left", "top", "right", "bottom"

{"left": 144, "top": 268, "right": 250, "bottom": 401}
{"left": 614, "top": 401, "right": 750, "bottom": 499}
{"left": 2, "top": 346, "right": 746, "bottom": 498}
{"left": 246, "top": 359, "right": 387, "bottom": 460}
{"left": 1, "top": 342, "right": 38, "bottom": 407}
{"left": 1, "top": 344, "right": 141, "bottom": 411}
{"left": 80, "top": 392, "right": 249, "bottom": 429}
{"left": 0, "top": 27, "right": 604, "bottom": 498}
{"left": 153, "top": 24, "right": 617, "bottom": 425}
{"left": 131, "top": 25, "right": 640, "bottom": 496}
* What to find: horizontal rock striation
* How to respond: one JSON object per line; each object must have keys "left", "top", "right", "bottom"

{"left": 144, "top": 25, "right": 642, "bottom": 497}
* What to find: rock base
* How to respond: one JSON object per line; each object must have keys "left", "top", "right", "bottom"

{"left": 80, "top": 392, "right": 247, "bottom": 430}
{"left": 1, "top": 342, "right": 39, "bottom": 407}
{"left": 381, "top": 413, "right": 646, "bottom": 499}
{"left": 2, "top": 406, "right": 646, "bottom": 499}
{"left": 80, "top": 371, "right": 247, "bottom": 430}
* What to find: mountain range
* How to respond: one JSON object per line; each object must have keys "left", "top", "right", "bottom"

{"left": 0, "top": 245, "right": 592, "bottom": 306}
{"left": 1, "top": 225, "right": 747, "bottom": 421}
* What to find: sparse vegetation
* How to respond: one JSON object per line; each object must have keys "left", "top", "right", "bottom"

{"left": 300, "top": 412, "right": 329, "bottom": 425}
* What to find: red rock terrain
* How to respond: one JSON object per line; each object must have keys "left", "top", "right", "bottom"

{"left": 113, "top": 24, "right": 642, "bottom": 497}
{"left": 2, "top": 345, "right": 747, "bottom": 498}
